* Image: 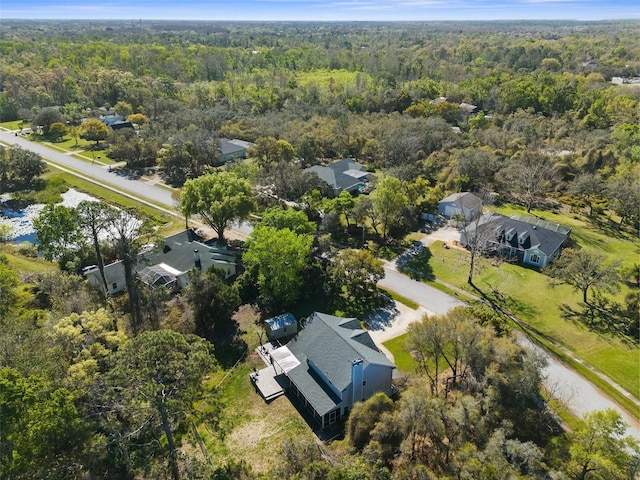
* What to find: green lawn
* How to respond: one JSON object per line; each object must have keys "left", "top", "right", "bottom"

{"left": 493, "top": 204, "right": 638, "bottom": 270}
{"left": 383, "top": 334, "right": 417, "bottom": 373}
{"left": 424, "top": 239, "right": 639, "bottom": 403}
{"left": 44, "top": 168, "right": 178, "bottom": 235}
{"left": 198, "top": 361, "right": 313, "bottom": 473}
{"left": 45, "top": 136, "right": 93, "bottom": 151}
{"left": 195, "top": 307, "right": 315, "bottom": 474}
{"left": 0, "top": 120, "right": 26, "bottom": 131}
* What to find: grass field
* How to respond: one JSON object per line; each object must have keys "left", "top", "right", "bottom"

{"left": 0, "top": 120, "right": 26, "bottom": 131}
{"left": 419, "top": 236, "right": 639, "bottom": 403}
{"left": 383, "top": 335, "right": 417, "bottom": 373}
{"left": 42, "top": 168, "right": 181, "bottom": 237}
{"left": 196, "top": 306, "right": 315, "bottom": 473}
{"left": 296, "top": 68, "right": 369, "bottom": 88}
{"left": 414, "top": 203, "right": 640, "bottom": 402}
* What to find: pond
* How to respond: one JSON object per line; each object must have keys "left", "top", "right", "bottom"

{"left": 0, "top": 189, "right": 102, "bottom": 245}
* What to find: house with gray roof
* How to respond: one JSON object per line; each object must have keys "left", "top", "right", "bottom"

{"left": 218, "top": 138, "right": 255, "bottom": 164}
{"left": 277, "top": 312, "right": 396, "bottom": 428}
{"left": 438, "top": 192, "right": 483, "bottom": 220}
{"left": 84, "top": 229, "right": 237, "bottom": 295}
{"left": 305, "top": 158, "right": 372, "bottom": 197}
{"left": 99, "top": 115, "right": 134, "bottom": 131}
{"left": 460, "top": 213, "right": 570, "bottom": 268}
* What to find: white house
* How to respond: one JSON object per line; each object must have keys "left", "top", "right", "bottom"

{"left": 85, "top": 229, "right": 237, "bottom": 295}
{"left": 438, "top": 192, "right": 483, "bottom": 220}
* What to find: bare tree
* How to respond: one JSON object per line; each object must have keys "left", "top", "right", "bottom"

{"left": 77, "top": 201, "right": 118, "bottom": 297}
{"left": 459, "top": 192, "right": 494, "bottom": 286}
{"left": 502, "top": 152, "right": 554, "bottom": 213}
{"left": 108, "top": 210, "right": 150, "bottom": 333}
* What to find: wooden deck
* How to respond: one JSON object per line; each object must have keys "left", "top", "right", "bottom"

{"left": 250, "top": 343, "right": 287, "bottom": 401}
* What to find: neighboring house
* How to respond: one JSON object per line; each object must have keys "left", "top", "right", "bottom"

{"left": 274, "top": 312, "right": 396, "bottom": 428}
{"left": 611, "top": 76, "right": 640, "bottom": 85}
{"left": 100, "top": 115, "right": 134, "bottom": 131}
{"left": 84, "top": 229, "right": 238, "bottom": 295}
{"left": 218, "top": 138, "right": 255, "bottom": 164}
{"left": 460, "top": 213, "right": 571, "bottom": 268}
{"left": 265, "top": 312, "right": 298, "bottom": 340}
{"left": 459, "top": 102, "right": 479, "bottom": 115}
{"left": 305, "top": 158, "right": 372, "bottom": 196}
{"left": 438, "top": 192, "right": 483, "bottom": 220}
{"left": 432, "top": 97, "right": 478, "bottom": 116}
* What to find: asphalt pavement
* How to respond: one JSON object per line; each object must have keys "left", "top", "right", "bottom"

{"left": 378, "top": 267, "right": 466, "bottom": 315}
{"left": 4, "top": 129, "right": 638, "bottom": 439}
{"left": 0, "top": 130, "right": 177, "bottom": 207}
{"left": 376, "top": 227, "right": 639, "bottom": 440}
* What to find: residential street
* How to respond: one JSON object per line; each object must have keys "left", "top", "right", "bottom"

{"left": 375, "top": 228, "right": 640, "bottom": 441}
{"left": 379, "top": 267, "right": 466, "bottom": 315}
{"left": 3, "top": 129, "right": 638, "bottom": 440}
{"left": 0, "top": 130, "right": 251, "bottom": 240}
{"left": 0, "top": 130, "right": 177, "bottom": 207}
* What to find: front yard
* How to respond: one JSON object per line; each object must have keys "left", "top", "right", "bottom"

{"left": 399, "top": 206, "right": 639, "bottom": 410}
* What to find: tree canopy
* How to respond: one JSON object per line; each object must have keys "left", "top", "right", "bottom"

{"left": 180, "top": 171, "right": 255, "bottom": 244}
{"left": 243, "top": 226, "right": 313, "bottom": 308}
{"left": 546, "top": 249, "right": 620, "bottom": 303}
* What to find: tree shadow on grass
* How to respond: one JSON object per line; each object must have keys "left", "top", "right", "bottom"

{"left": 472, "top": 282, "right": 538, "bottom": 320}
{"left": 401, "top": 248, "right": 434, "bottom": 280}
{"left": 210, "top": 319, "right": 248, "bottom": 369}
{"left": 559, "top": 298, "right": 639, "bottom": 346}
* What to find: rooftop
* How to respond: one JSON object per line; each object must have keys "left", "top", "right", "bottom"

{"left": 285, "top": 312, "right": 395, "bottom": 416}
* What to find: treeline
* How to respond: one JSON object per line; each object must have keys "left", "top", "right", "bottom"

{"left": 1, "top": 21, "right": 638, "bottom": 220}
{"left": 1, "top": 20, "right": 639, "bottom": 117}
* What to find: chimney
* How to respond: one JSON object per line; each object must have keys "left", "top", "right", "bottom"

{"left": 193, "top": 249, "right": 201, "bottom": 270}
{"left": 351, "top": 358, "right": 364, "bottom": 405}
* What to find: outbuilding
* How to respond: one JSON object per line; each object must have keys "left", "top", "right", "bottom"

{"left": 265, "top": 312, "right": 298, "bottom": 340}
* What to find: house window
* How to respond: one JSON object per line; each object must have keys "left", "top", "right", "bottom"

{"left": 531, "top": 254, "right": 540, "bottom": 264}
{"left": 329, "top": 410, "right": 337, "bottom": 425}
{"left": 112, "top": 282, "right": 118, "bottom": 290}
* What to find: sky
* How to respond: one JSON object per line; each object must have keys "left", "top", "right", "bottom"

{"left": 2, "top": 0, "right": 639, "bottom": 21}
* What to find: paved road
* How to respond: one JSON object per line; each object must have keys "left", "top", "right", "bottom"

{"left": 379, "top": 267, "right": 466, "bottom": 316}
{"left": 0, "top": 130, "right": 252, "bottom": 240}
{"left": 0, "top": 130, "right": 177, "bottom": 207}
{"left": 519, "top": 336, "right": 640, "bottom": 440}
{"left": 376, "top": 229, "right": 640, "bottom": 441}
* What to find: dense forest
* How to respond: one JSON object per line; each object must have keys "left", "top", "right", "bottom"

{"left": 1, "top": 19, "right": 639, "bottom": 480}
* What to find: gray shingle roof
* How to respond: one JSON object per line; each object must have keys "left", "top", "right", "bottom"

{"left": 305, "top": 158, "right": 368, "bottom": 192}
{"left": 473, "top": 213, "right": 569, "bottom": 257}
{"left": 285, "top": 312, "right": 395, "bottom": 416}
{"left": 136, "top": 230, "right": 236, "bottom": 275}
{"left": 219, "top": 138, "right": 255, "bottom": 156}
{"left": 439, "top": 192, "right": 482, "bottom": 210}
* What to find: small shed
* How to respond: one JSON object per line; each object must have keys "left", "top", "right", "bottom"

{"left": 265, "top": 313, "right": 297, "bottom": 340}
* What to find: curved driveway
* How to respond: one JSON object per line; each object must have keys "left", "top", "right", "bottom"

{"left": 4, "top": 129, "right": 638, "bottom": 440}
